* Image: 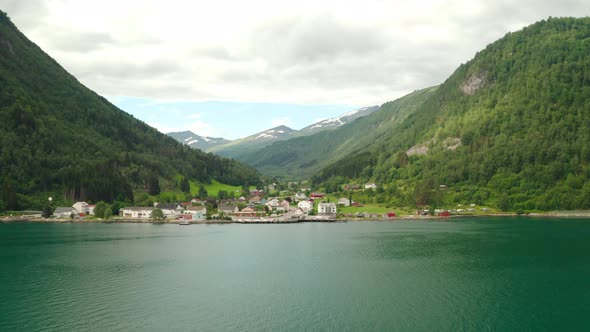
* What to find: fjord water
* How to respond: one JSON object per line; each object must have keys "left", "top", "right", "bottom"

{"left": 1, "top": 218, "right": 590, "bottom": 331}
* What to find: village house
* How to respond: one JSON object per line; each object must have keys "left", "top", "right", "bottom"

{"left": 310, "top": 193, "right": 325, "bottom": 199}
{"left": 344, "top": 184, "right": 360, "bottom": 190}
{"left": 249, "top": 196, "right": 262, "bottom": 204}
{"left": 318, "top": 202, "right": 337, "bottom": 215}
{"left": 280, "top": 199, "right": 291, "bottom": 212}
{"left": 365, "top": 183, "right": 378, "bottom": 190}
{"left": 120, "top": 207, "right": 155, "bottom": 219}
{"left": 338, "top": 198, "right": 351, "bottom": 207}
{"left": 53, "top": 207, "right": 77, "bottom": 218}
{"left": 218, "top": 204, "right": 238, "bottom": 215}
{"left": 73, "top": 201, "right": 95, "bottom": 215}
{"left": 297, "top": 200, "right": 313, "bottom": 213}
{"left": 156, "top": 203, "right": 183, "bottom": 217}
{"left": 386, "top": 211, "right": 397, "bottom": 218}
{"left": 184, "top": 206, "right": 207, "bottom": 220}
{"left": 234, "top": 207, "right": 259, "bottom": 217}
{"left": 265, "top": 198, "right": 280, "bottom": 209}
{"left": 250, "top": 189, "right": 263, "bottom": 196}
{"left": 294, "top": 192, "right": 308, "bottom": 201}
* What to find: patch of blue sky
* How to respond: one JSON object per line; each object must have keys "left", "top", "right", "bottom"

{"left": 107, "top": 96, "right": 357, "bottom": 140}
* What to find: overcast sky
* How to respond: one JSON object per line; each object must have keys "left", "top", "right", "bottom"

{"left": 1, "top": 0, "right": 588, "bottom": 139}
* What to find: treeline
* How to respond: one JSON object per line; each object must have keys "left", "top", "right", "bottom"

{"left": 313, "top": 17, "right": 590, "bottom": 211}
{"left": 0, "top": 11, "right": 260, "bottom": 211}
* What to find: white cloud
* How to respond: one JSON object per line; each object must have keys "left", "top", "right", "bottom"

{"left": 2, "top": 0, "right": 589, "bottom": 106}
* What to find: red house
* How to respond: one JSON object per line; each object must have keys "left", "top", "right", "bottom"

{"left": 310, "top": 193, "right": 325, "bottom": 199}
{"left": 179, "top": 214, "right": 193, "bottom": 220}
{"left": 387, "top": 212, "right": 397, "bottom": 218}
{"left": 437, "top": 211, "right": 451, "bottom": 217}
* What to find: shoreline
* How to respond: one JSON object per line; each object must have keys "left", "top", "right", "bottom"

{"left": 3, "top": 211, "right": 590, "bottom": 224}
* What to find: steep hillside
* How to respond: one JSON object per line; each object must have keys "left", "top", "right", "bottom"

{"left": 208, "top": 125, "right": 297, "bottom": 158}
{"left": 237, "top": 87, "right": 437, "bottom": 179}
{"left": 167, "top": 130, "right": 230, "bottom": 150}
{"left": 0, "top": 11, "right": 260, "bottom": 211}
{"left": 296, "top": 106, "right": 380, "bottom": 136}
{"left": 313, "top": 17, "right": 590, "bottom": 211}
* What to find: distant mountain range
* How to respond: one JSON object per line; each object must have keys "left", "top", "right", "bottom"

{"left": 296, "top": 106, "right": 380, "bottom": 136}
{"left": 167, "top": 131, "right": 230, "bottom": 150}
{"left": 167, "top": 106, "right": 380, "bottom": 159}
{"left": 169, "top": 17, "right": 590, "bottom": 213}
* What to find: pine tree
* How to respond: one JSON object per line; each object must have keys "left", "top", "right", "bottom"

{"left": 198, "top": 185, "right": 208, "bottom": 198}
{"left": 180, "top": 177, "right": 190, "bottom": 193}
{"left": 42, "top": 205, "right": 52, "bottom": 218}
{"left": 148, "top": 175, "right": 160, "bottom": 196}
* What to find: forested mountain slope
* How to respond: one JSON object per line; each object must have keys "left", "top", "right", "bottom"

{"left": 313, "top": 17, "right": 590, "bottom": 211}
{"left": 236, "top": 87, "right": 437, "bottom": 179}
{"left": 0, "top": 11, "right": 260, "bottom": 211}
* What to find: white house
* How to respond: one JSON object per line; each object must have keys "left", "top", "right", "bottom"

{"left": 265, "top": 198, "right": 280, "bottom": 210}
{"left": 280, "top": 200, "right": 291, "bottom": 212}
{"left": 120, "top": 207, "right": 155, "bottom": 218}
{"left": 297, "top": 200, "right": 313, "bottom": 213}
{"left": 318, "top": 202, "right": 337, "bottom": 215}
{"left": 338, "top": 198, "right": 351, "bottom": 207}
{"left": 294, "top": 193, "right": 308, "bottom": 201}
{"left": 184, "top": 206, "right": 207, "bottom": 220}
{"left": 294, "top": 208, "right": 305, "bottom": 217}
{"left": 365, "top": 183, "right": 378, "bottom": 189}
{"left": 53, "top": 207, "right": 77, "bottom": 218}
{"left": 73, "top": 202, "right": 91, "bottom": 215}
{"left": 218, "top": 204, "right": 238, "bottom": 215}
{"left": 156, "top": 203, "right": 183, "bottom": 217}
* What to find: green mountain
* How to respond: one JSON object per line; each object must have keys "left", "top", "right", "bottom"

{"left": 233, "top": 88, "right": 436, "bottom": 180}
{"left": 294, "top": 106, "right": 380, "bottom": 137}
{"left": 208, "top": 125, "right": 297, "bottom": 159}
{"left": 205, "top": 106, "right": 380, "bottom": 163}
{"left": 312, "top": 17, "right": 590, "bottom": 212}
{"left": 0, "top": 10, "right": 260, "bottom": 211}
{"left": 167, "top": 130, "right": 230, "bottom": 150}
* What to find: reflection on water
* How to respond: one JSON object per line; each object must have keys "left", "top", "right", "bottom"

{"left": 1, "top": 218, "right": 590, "bottom": 331}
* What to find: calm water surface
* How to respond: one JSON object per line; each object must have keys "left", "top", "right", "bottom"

{"left": 1, "top": 218, "right": 590, "bottom": 331}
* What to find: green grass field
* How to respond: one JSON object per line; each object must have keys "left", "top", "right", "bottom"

{"left": 190, "top": 180, "right": 258, "bottom": 198}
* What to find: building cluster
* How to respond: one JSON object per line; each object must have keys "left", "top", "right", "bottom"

{"left": 50, "top": 183, "right": 384, "bottom": 220}
{"left": 53, "top": 201, "right": 95, "bottom": 218}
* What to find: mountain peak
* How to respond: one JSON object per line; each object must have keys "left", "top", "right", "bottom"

{"left": 167, "top": 131, "right": 230, "bottom": 151}
{"left": 298, "top": 106, "right": 380, "bottom": 135}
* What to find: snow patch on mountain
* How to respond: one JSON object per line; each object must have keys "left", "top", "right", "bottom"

{"left": 256, "top": 133, "right": 275, "bottom": 140}
{"left": 302, "top": 106, "right": 379, "bottom": 133}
